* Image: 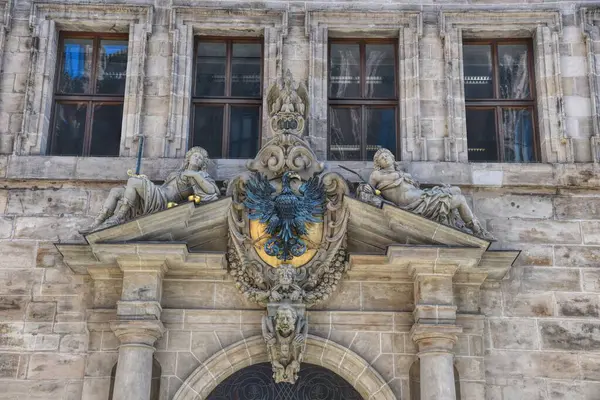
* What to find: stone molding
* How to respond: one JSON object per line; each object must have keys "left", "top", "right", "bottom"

{"left": 410, "top": 323, "right": 463, "bottom": 354}
{"left": 439, "top": 10, "right": 570, "bottom": 163}
{"left": 305, "top": 10, "right": 423, "bottom": 160}
{"left": 581, "top": 8, "right": 600, "bottom": 162}
{"left": 110, "top": 319, "right": 165, "bottom": 347}
{"left": 18, "top": 3, "right": 153, "bottom": 156}
{"left": 166, "top": 7, "right": 288, "bottom": 157}
{"left": 172, "top": 335, "right": 397, "bottom": 400}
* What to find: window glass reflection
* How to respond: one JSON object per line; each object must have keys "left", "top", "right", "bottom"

{"left": 502, "top": 108, "right": 534, "bottom": 162}
{"left": 329, "top": 44, "right": 360, "bottom": 98}
{"left": 58, "top": 39, "right": 93, "bottom": 94}
{"left": 193, "top": 106, "right": 224, "bottom": 158}
{"left": 51, "top": 103, "right": 87, "bottom": 156}
{"left": 463, "top": 44, "right": 493, "bottom": 99}
{"left": 231, "top": 43, "right": 261, "bottom": 97}
{"left": 195, "top": 42, "right": 226, "bottom": 97}
{"left": 498, "top": 44, "right": 531, "bottom": 99}
{"left": 90, "top": 104, "right": 123, "bottom": 156}
{"left": 96, "top": 40, "right": 128, "bottom": 95}
{"left": 466, "top": 108, "right": 497, "bottom": 162}
{"left": 366, "top": 108, "right": 396, "bottom": 160}
{"left": 365, "top": 44, "right": 395, "bottom": 98}
{"left": 329, "top": 107, "right": 361, "bottom": 161}
{"left": 229, "top": 106, "right": 259, "bottom": 158}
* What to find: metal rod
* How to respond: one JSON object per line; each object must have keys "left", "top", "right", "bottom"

{"left": 135, "top": 136, "right": 144, "bottom": 175}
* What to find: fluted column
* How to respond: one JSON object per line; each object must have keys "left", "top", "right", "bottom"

{"left": 110, "top": 320, "right": 165, "bottom": 400}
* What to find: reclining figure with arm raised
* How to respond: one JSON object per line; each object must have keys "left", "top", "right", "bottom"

{"left": 365, "top": 148, "right": 495, "bottom": 240}
{"left": 81, "top": 147, "right": 219, "bottom": 233}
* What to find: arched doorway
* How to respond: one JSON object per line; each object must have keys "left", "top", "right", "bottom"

{"left": 206, "top": 362, "right": 363, "bottom": 400}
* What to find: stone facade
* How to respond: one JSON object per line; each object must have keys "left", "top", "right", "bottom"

{"left": 0, "top": 1, "right": 600, "bottom": 400}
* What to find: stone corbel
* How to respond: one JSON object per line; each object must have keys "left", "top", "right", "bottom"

{"left": 409, "top": 263, "right": 460, "bottom": 324}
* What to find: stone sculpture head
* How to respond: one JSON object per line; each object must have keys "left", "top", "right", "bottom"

{"left": 275, "top": 305, "right": 297, "bottom": 336}
{"left": 373, "top": 148, "right": 395, "bottom": 170}
{"left": 184, "top": 147, "right": 209, "bottom": 171}
{"left": 278, "top": 264, "right": 295, "bottom": 287}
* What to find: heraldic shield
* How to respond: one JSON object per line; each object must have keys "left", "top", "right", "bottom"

{"left": 226, "top": 131, "right": 350, "bottom": 306}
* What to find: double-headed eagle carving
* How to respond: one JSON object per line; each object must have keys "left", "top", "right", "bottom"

{"left": 244, "top": 171, "right": 325, "bottom": 261}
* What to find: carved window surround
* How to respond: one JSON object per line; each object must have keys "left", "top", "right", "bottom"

{"left": 582, "top": 8, "right": 600, "bottom": 163}
{"left": 18, "top": 3, "right": 153, "bottom": 156}
{"left": 306, "top": 11, "right": 423, "bottom": 161}
{"left": 166, "top": 7, "right": 288, "bottom": 158}
{"left": 439, "top": 11, "right": 569, "bottom": 163}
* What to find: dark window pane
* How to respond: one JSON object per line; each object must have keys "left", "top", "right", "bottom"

{"left": 329, "top": 107, "right": 361, "bottom": 161}
{"left": 365, "top": 44, "right": 395, "bottom": 98}
{"left": 96, "top": 40, "right": 128, "bottom": 94}
{"left": 329, "top": 44, "right": 360, "bottom": 98}
{"left": 366, "top": 108, "right": 396, "bottom": 160}
{"left": 466, "top": 108, "right": 498, "bottom": 162}
{"left": 89, "top": 104, "right": 123, "bottom": 156}
{"left": 498, "top": 44, "right": 531, "bottom": 99}
{"left": 501, "top": 108, "right": 534, "bottom": 162}
{"left": 195, "top": 42, "right": 226, "bottom": 97}
{"left": 231, "top": 43, "right": 261, "bottom": 97}
{"left": 229, "top": 106, "right": 259, "bottom": 158}
{"left": 193, "top": 106, "right": 224, "bottom": 158}
{"left": 463, "top": 45, "right": 493, "bottom": 99}
{"left": 51, "top": 103, "right": 87, "bottom": 156}
{"left": 58, "top": 39, "right": 93, "bottom": 94}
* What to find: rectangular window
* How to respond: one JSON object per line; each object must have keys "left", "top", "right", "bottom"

{"left": 463, "top": 40, "right": 537, "bottom": 162}
{"left": 49, "top": 33, "right": 128, "bottom": 156}
{"left": 328, "top": 40, "right": 398, "bottom": 161}
{"left": 191, "top": 38, "right": 262, "bottom": 158}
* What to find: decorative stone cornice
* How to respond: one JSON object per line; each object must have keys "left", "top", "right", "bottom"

{"left": 110, "top": 319, "right": 165, "bottom": 347}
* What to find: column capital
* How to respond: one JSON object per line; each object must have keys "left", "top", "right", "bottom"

{"left": 110, "top": 319, "right": 165, "bottom": 347}
{"left": 410, "top": 323, "right": 463, "bottom": 354}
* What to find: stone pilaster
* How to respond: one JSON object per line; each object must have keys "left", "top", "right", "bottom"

{"left": 110, "top": 259, "right": 168, "bottom": 400}
{"left": 110, "top": 320, "right": 165, "bottom": 400}
{"left": 410, "top": 263, "right": 463, "bottom": 399}
{"left": 411, "top": 324, "right": 462, "bottom": 400}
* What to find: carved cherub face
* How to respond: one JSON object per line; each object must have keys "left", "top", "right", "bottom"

{"left": 275, "top": 306, "right": 297, "bottom": 336}
{"left": 278, "top": 265, "right": 295, "bottom": 286}
{"left": 374, "top": 148, "right": 395, "bottom": 170}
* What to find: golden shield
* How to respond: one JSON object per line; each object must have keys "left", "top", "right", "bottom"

{"left": 249, "top": 220, "right": 323, "bottom": 268}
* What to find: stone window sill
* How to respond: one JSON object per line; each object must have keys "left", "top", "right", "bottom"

{"left": 0, "top": 155, "right": 598, "bottom": 188}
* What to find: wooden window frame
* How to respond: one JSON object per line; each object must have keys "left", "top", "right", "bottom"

{"left": 463, "top": 38, "right": 539, "bottom": 162}
{"left": 49, "top": 31, "right": 128, "bottom": 156}
{"left": 327, "top": 38, "right": 399, "bottom": 161}
{"left": 190, "top": 37, "right": 263, "bottom": 158}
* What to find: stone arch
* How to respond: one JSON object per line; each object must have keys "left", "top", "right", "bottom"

{"left": 172, "top": 334, "right": 397, "bottom": 400}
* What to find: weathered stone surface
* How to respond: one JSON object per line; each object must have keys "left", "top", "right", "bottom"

{"left": 27, "top": 353, "right": 85, "bottom": 379}
{"left": 540, "top": 321, "right": 600, "bottom": 351}
{"left": 485, "top": 351, "right": 581, "bottom": 379}
{"left": 474, "top": 194, "right": 553, "bottom": 219}
{"left": 521, "top": 267, "right": 580, "bottom": 292}
{"left": 6, "top": 189, "right": 88, "bottom": 216}
{"left": 489, "top": 319, "right": 539, "bottom": 350}
{"left": 582, "top": 222, "right": 600, "bottom": 245}
{"left": 583, "top": 270, "right": 600, "bottom": 293}
{"left": 555, "top": 293, "right": 600, "bottom": 317}
{"left": 554, "top": 196, "right": 600, "bottom": 220}
{"left": 488, "top": 219, "right": 582, "bottom": 244}
{"left": 555, "top": 245, "right": 600, "bottom": 267}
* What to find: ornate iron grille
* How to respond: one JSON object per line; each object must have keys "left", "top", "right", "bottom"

{"left": 207, "top": 362, "right": 364, "bottom": 400}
